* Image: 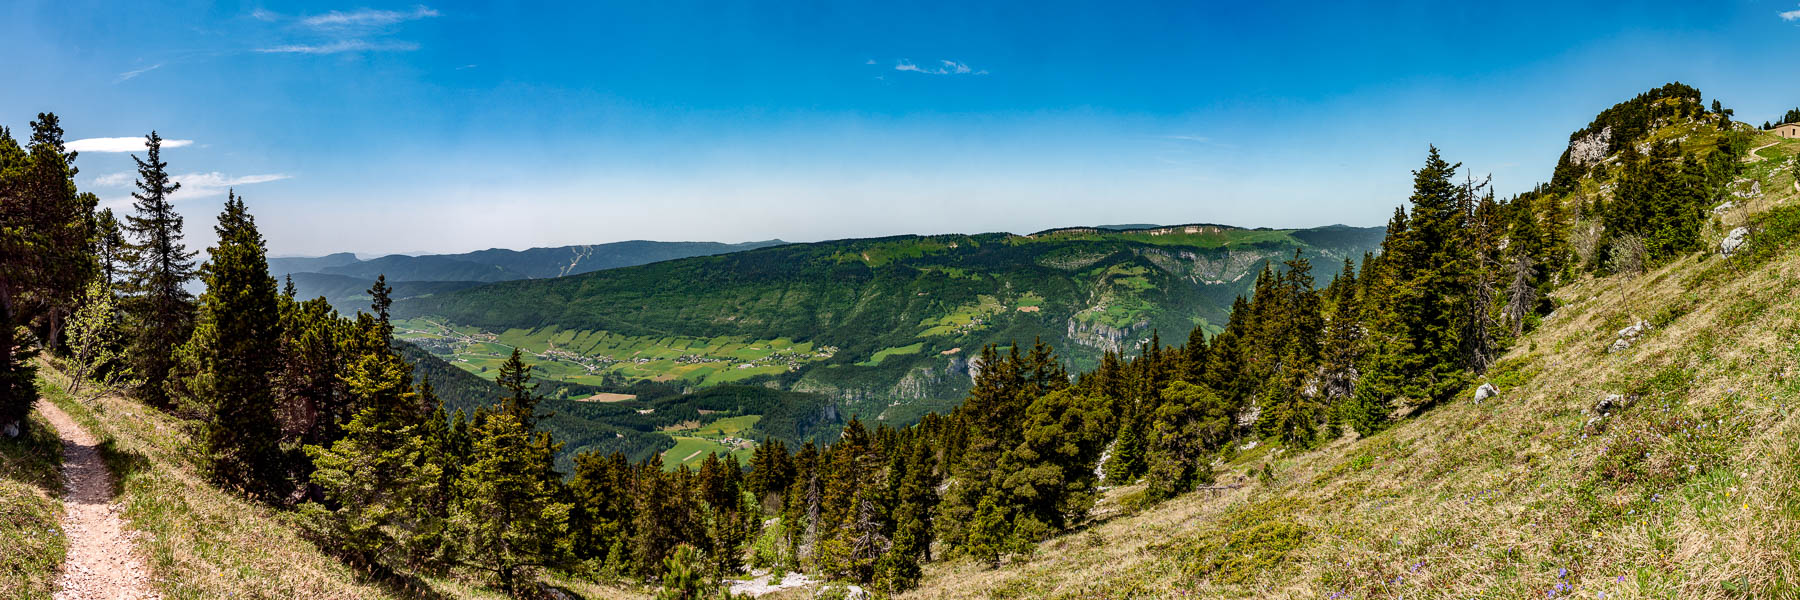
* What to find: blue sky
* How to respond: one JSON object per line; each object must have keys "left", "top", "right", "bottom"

{"left": 4, "top": 1, "right": 1800, "bottom": 256}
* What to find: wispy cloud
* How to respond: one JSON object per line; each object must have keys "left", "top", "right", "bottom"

{"left": 1163, "top": 135, "right": 1213, "bottom": 143}
{"left": 68, "top": 137, "right": 195, "bottom": 153}
{"left": 895, "top": 59, "right": 987, "bottom": 75}
{"left": 256, "top": 39, "right": 420, "bottom": 54}
{"left": 301, "top": 5, "right": 438, "bottom": 28}
{"left": 92, "top": 172, "right": 136, "bottom": 187}
{"left": 251, "top": 8, "right": 280, "bottom": 21}
{"left": 116, "top": 63, "right": 163, "bottom": 82}
{"left": 171, "top": 172, "right": 293, "bottom": 200}
{"left": 1782, "top": 6, "right": 1800, "bottom": 21}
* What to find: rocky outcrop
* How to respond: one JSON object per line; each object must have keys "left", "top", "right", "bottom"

{"left": 1720, "top": 227, "right": 1750, "bottom": 257}
{"left": 1136, "top": 247, "right": 1285, "bottom": 285}
{"left": 889, "top": 358, "right": 971, "bottom": 399}
{"left": 1066, "top": 317, "right": 1149, "bottom": 353}
{"left": 1567, "top": 126, "right": 1613, "bottom": 167}
{"left": 1607, "top": 319, "right": 1649, "bottom": 353}
{"left": 1473, "top": 382, "right": 1498, "bottom": 403}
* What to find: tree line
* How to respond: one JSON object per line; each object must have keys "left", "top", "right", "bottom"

{"left": 1, "top": 83, "right": 1750, "bottom": 597}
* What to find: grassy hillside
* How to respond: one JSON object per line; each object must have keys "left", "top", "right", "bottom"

{"left": 392, "top": 224, "right": 1384, "bottom": 423}
{"left": 31, "top": 367, "right": 657, "bottom": 600}
{"left": 897, "top": 126, "right": 1800, "bottom": 600}
{"left": 0, "top": 403, "right": 64, "bottom": 600}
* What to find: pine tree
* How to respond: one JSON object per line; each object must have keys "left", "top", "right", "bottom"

{"left": 0, "top": 126, "right": 36, "bottom": 437}
{"left": 123, "top": 131, "right": 197, "bottom": 408}
{"left": 964, "top": 493, "right": 1011, "bottom": 569}
{"left": 92, "top": 208, "right": 127, "bottom": 288}
{"left": 452, "top": 408, "right": 572, "bottom": 595}
{"left": 175, "top": 192, "right": 285, "bottom": 496}
{"left": 572, "top": 450, "right": 635, "bottom": 567}
{"left": 18, "top": 114, "right": 96, "bottom": 351}
{"left": 654, "top": 544, "right": 716, "bottom": 600}
{"left": 1352, "top": 147, "right": 1472, "bottom": 430}
{"left": 1145, "top": 382, "right": 1231, "bottom": 501}
{"left": 994, "top": 388, "right": 1114, "bottom": 534}
{"left": 304, "top": 282, "right": 438, "bottom": 566}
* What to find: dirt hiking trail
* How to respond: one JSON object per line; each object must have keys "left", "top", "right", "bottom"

{"left": 37, "top": 399, "right": 159, "bottom": 600}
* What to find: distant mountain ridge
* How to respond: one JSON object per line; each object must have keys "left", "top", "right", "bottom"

{"left": 270, "top": 239, "right": 788, "bottom": 282}
{"left": 270, "top": 239, "right": 790, "bottom": 311}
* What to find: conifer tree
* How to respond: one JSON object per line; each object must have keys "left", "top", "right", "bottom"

{"left": 1352, "top": 147, "right": 1472, "bottom": 431}
{"left": 0, "top": 126, "right": 36, "bottom": 436}
{"left": 123, "top": 131, "right": 197, "bottom": 408}
{"left": 19, "top": 114, "right": 96, "bottom": 351}
{"left": 304, "top": 281, "right": 440, "bottom": 566}
{"left": 994, "top": 388, "right": 1114, "bottom": 534}
{"left": 1145, "top": 382, "right": 1231, "bottom": 501}
{"left": 452, "top": 402, "right": 571, "bottom": 594}
{"left": 572, "top": 450, "right": 635, "bottom": 568}
{"left": 92, "top": 208, "right": 127, "bottom": 288}
{"left": 175, "top": 192, "right": 285, "bottom": 496}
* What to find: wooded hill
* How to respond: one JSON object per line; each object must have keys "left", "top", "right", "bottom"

{"left": 390, "top": 223, "right": 1384, "bottom": 422}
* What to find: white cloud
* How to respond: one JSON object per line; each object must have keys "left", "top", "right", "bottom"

{"left": 251, "top": 8, "right": 279, "bottom": 21}
{"left": 895, "top": 59, "right": 987, "bottom": 75}
{"left": 1783, "top": 6, "right": 1800, "bottom": 21}
{"left": 117, "top": 63, "right": 162, "bottom": 82}
{"left": 92, "top": 172, "right": 135, "bottom": 187}
{"left": 171, "top": 172, "right": 292, "bottom": 200}
{"left": 256, "top": 39, "right": 419, "bottom": 54}
{"left": 865, "top": 58, "right": 877, "bottom": 65}
{"left": 67, "top": 137, "right": 194, "bottom": 153}
{"left": 301, "top": 5, "right": 438, "bottom": 28}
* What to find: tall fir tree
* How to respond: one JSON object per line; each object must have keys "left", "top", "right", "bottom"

{"left": 1351, "top": 147, "right": 1472, "bottom": 432}
{"left": 175, "top": 192, "right": 285, "bottom": 496}
{"left": 123, "top": 131, "right": 197, "bottom": 408}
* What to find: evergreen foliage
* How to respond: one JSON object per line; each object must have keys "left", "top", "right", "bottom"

{"left": 122, "top": 131, "right": 197, "bottom": 408}
{"left": 174, "top": 192, "right": 285, "bottom": 496}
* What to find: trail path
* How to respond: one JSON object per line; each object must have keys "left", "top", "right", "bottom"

{"left": 37, "top": 400, "right": 159, "bottom": 600}
{"left": 1746, "top": 140, "right": 1780, "bottom": 162}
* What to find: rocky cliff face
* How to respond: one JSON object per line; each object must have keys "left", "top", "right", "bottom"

{"left": 1066, "top": 317, "right": 1150, "bottom": 353}
{"left": 1567, "top": 126, "right": 1613, "bottom": 167}
{"left": 1136, "top": 247, "right": 1284, "bottom": 284}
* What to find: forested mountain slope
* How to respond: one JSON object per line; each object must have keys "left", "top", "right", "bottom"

{"left": 391, "top": 223, "right": 1384, "bottom": 421}
{"left": 897, "top": 87, "right": 1800, "bottom": 600}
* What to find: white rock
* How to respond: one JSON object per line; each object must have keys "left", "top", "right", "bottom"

{"left": 1473, "top": 383, "right": 1499, "bottom": 402}
{"left": 1720, "top": 227, "right": 1750, "bottom": 257}
{"left": 1711, "top": 201, "right": 1735, "bottom": 214}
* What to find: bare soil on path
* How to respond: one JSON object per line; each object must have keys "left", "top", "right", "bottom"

{"left": 37, "top": 399, "right": 159, "bottom": 600}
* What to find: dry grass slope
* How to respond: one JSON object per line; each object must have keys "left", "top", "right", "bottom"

{"left": 34, "top": 369, "right": 656, "bottom": 600}
{"left": 904, "top": 144, "right": 1800, "bottom": 600}
{"left": 0, "top": 406, "right": 66, "bottom": 600}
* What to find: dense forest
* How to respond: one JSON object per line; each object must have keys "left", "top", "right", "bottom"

{"left": 0, "top": 83, "right": 1769, "bottom": 597}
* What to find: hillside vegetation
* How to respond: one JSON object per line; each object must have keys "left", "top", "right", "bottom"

{"left": 896, "top": 87, "right": 1800, "bottom": 600}
{"left": 392, "top": 224, "right": 1383, "bottom": 421}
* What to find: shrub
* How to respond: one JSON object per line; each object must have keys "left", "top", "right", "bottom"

{"left": 1161, "top": 499, "right": 1310, "bottom": 585}
{"left": 1736, "top": 205, "right": 1800, "bottom": 267}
